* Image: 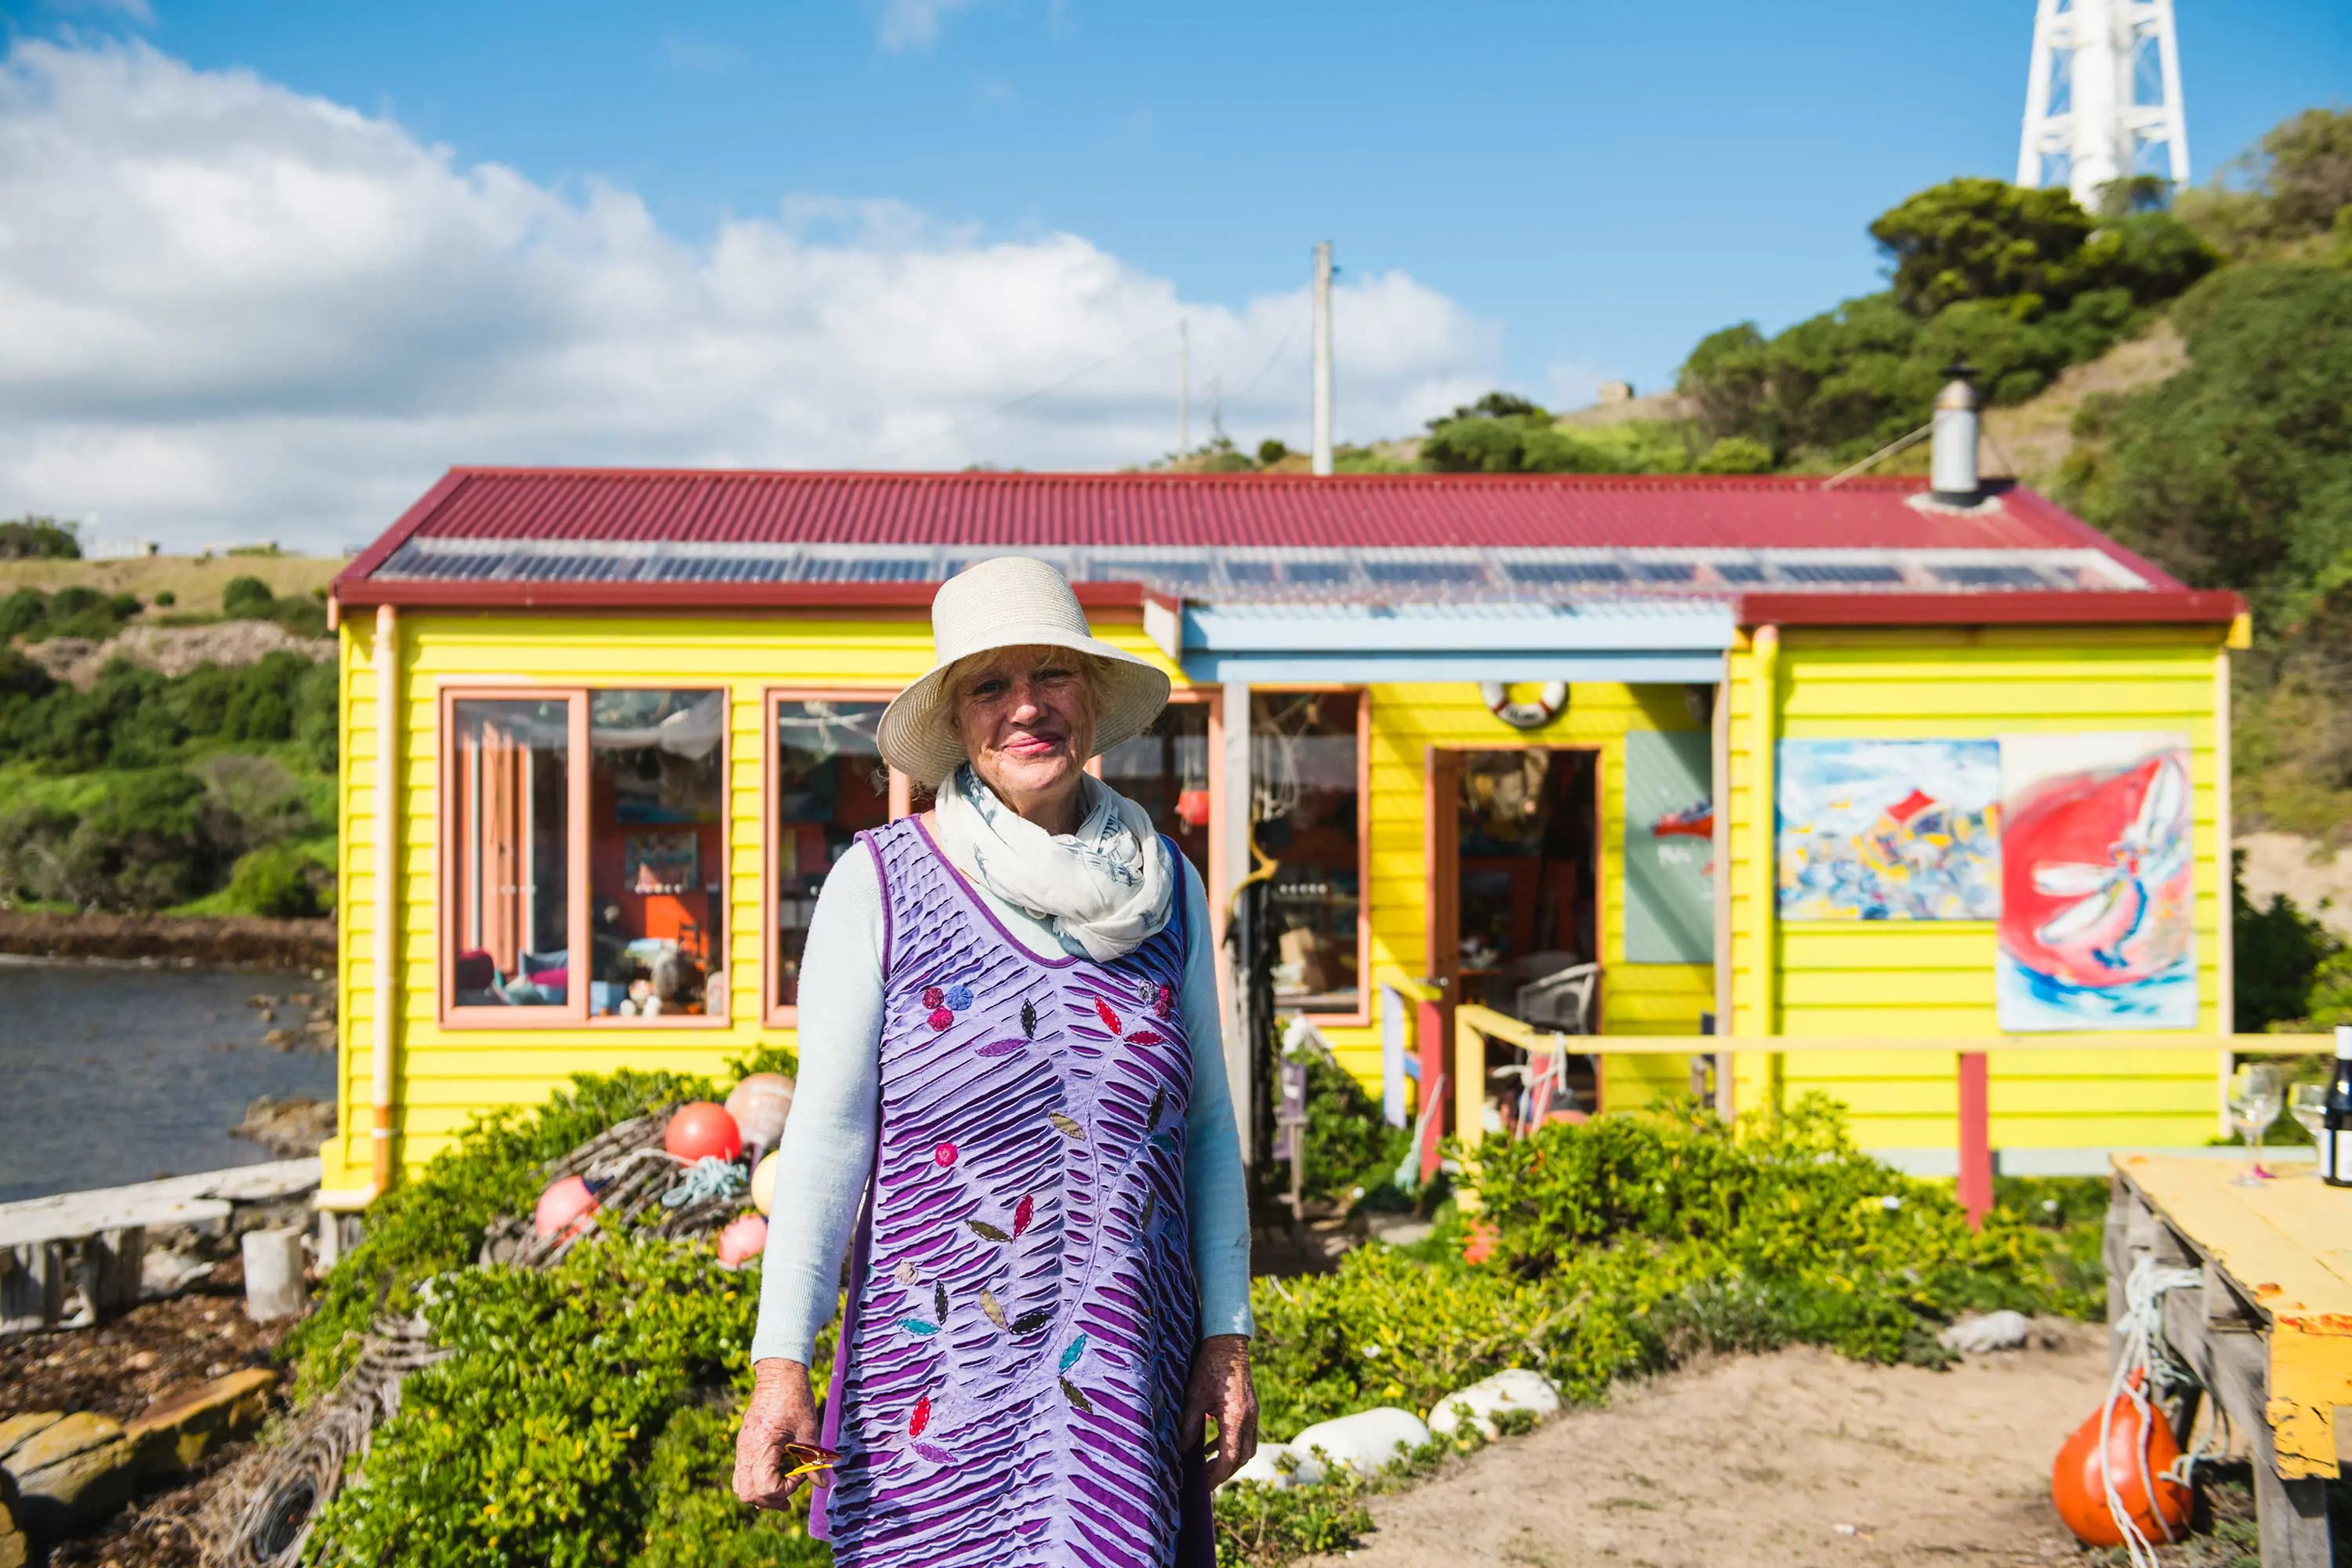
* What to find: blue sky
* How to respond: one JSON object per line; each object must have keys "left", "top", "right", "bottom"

{"left": 131, "top": 0, "right": 2351, "bottom": 399}
{"left": 0, "top": 0, "right": 2345, "bottom": 547}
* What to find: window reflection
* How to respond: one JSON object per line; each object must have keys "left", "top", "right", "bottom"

{"left": 590, "top": 690, "right": 725, "bottom": 1018}
{"left": 774, "top": 699, "right": 891, "bottom": 1009}
{"left": 450, "top": 698, "right": 572, "bottom": 1008}
{"left": 1098, "top": 701, "right": 1211, "bottom": 881}
{"left": 1251, "top": 691, "right": 1362, "bottom": 1013}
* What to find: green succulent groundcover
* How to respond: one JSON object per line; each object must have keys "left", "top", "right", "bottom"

{"left": 281, "top": 1062, "right": 2100, "bottom": 1568}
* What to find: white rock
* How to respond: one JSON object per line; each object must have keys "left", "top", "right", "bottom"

{"left": 1938, "top": 1309, "right": 2032, "bottom": 1354}
{"left": 1287, "top": 1407, "right": 1429, "bottom": 1477}
{"left": 1425, "top": 1369, "right": 1563, "bottom": 1440}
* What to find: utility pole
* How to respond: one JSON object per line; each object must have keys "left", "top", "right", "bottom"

{"left": 1311, "top": 242, "right": 1334, "bottom": 477}
{"left": 1178, "top": 318, "right": 1191, "bottom": 459}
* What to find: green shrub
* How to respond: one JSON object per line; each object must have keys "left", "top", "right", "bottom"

{"left": 289, "top": 1068, "right": 843, "bottom": 1568}
{"left": 225, "top": 841, "right": 322, "bottom": 917}
{"left": 1290, "top": 1048, "right": 1412, "bottom": 1207}
{"left": 1248, "top": 1097, "right": 2100, "bottom": 1446}
{"left": 285, "top": 1069, "right": 724, "bottom": 1392}
{"left": 221, "top": 573, "right": 275, "bottom": 619}
{"left": 1695, "top": 435, "right": 1775, "bottom": 474}
{"left": 154, "top": 590, "right": 176, "bottom": 608}
{"left": 0, "top": 516, "right": 82, "bottom": 560}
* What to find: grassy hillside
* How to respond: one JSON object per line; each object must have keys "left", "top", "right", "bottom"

{"left": 0, "top": 567, "right": 339, "bottom": 920}
{"left": 0, "top": 551, "right": 341, "bottom": 615}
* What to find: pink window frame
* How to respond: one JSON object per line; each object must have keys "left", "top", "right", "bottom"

{"left": 763, "top": 687, "right": 909, "bottom": 1027}
{"left": 437, "top": 682, "right": 734, "bottom": 1029}
{"left": 437, "top": 687, "right": 590, "bottom": 1029}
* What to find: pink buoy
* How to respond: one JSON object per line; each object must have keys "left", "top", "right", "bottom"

{"left": 725, "top": 1073, "right": 796, "bottom": 1149}
{"left": 665, "top": 1102, "right": 743, "bottom": 1163}
{"left": 717, "top": 1213, "right": 769, "bottom": 1266}
{"left": 534, "top": 1174, "right": 601, "bottom": 1241}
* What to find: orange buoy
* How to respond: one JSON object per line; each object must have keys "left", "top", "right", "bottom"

{"left": 665, "top": 1101, "right": 743, "bottom": 1163}
{"left": 717, "top": 1213, "right": 769, "bottom": 1267}
{"left": 533, "top": 1174, "right": 601, "bottom": 1241}
{"left": 2051, "top": 1383, "right": 2192, "bottom": 1547}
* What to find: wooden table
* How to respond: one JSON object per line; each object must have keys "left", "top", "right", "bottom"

{"left": 2107, "top": 1152, "right": 2352, "bottom": 1567}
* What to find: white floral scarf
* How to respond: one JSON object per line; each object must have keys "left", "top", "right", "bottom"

{"left": 931, "top": 764, "right": 1174, "bottom": 962}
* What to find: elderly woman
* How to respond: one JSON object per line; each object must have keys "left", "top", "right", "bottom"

{"left": 735, "top": 555, "right": 1257, "bottom": 1566}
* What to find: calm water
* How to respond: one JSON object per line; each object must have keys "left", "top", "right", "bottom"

{"left": 0, "top": 959, "right": 337, "bottom": 1203}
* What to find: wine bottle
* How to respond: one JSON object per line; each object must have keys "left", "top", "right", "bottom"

{"left": 2325, "top": 1026, "right": 2352, "bottom": 1189}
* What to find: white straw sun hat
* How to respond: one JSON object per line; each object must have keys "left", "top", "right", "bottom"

{"left": 877, "top": 556, "right": 1172, "bottom": 787}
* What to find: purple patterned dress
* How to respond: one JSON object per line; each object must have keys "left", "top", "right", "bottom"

{"left": 809, "top": 818, "right": 1215, "bottom": 1566}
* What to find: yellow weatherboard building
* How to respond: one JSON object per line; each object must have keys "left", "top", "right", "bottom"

{"left": 318, "top": 463, "right": 2246, "bottom": 1207}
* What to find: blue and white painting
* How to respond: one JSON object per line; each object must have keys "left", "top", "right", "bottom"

{"left": 1776, "top": 739, "right": 2003, "bottom": 921}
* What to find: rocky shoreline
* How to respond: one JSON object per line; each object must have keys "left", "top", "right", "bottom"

{"left": 0, "top": 912, "right": 333, "bottom": 970}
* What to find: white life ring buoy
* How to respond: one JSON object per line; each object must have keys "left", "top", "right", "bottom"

{"left": 1481, "top": 681, "right": 1568, "bottom": 730}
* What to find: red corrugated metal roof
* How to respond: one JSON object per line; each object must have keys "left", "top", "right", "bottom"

{"left": 376, "top": 466, "right": 2118, "bottom": 554}
{"left": 336, "top": 466, "right": 2237, "bottom": 626}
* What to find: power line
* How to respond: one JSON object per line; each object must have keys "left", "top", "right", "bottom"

{"left": 1229, "top": 309, "right": 1307, "bottom": 405}
{"left": 866, "top": 321, "right": 1181, "bottom": 466}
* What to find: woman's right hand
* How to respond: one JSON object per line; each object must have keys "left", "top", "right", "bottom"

{"left": 734, "top": 1358, "right": 822, "bottom": 1510}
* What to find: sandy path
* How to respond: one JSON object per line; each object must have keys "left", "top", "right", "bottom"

{"left": 1310, "top": 1325, "right": 2107, "bottom": 1568}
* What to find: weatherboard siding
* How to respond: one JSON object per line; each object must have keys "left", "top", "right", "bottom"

{"left": 323, "top": 609, "right": 1179, "bottom": 1189}
{"left": 1722, "top": 624, "right": 2227, "bottom": 1155}
{"left": 326, "top": 612, "right": 2230, "bottom": 1192}
{"left": 1317, "top": 681, "right": 1714, "bottom": 1110}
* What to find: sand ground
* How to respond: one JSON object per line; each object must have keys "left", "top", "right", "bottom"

{"left": 1308, "top": 1325, "right": 2110, "bottom": 1568}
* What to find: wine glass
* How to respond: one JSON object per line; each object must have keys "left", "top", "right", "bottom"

{"left": 2290, "top": 1083, "right": 2328, "bottom": 1158}
{"left": 2228, "top": 1064, "right": 2283, "bottom": 1185}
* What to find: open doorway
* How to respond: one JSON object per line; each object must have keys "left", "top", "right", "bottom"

{"left": 1431, "top": 746, "right": 1602, "bottom": 1137}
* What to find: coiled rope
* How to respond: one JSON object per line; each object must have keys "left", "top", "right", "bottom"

{"left": 2102, "top": 1256, "right": 2211, "bottom": 1567}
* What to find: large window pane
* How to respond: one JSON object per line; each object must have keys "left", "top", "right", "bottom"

{"left": 774, "top": 699, "right": 891, "bottom": 1009}
{"left": 1098, "top": 700, "right": 1212, "bottom": 880}
{"left": 1251, "top": 691, "right": 1362, "bottom": 1013}
{"left": 590, "top": 690, "right": 726, "bottom": 1018}
{"left": 450, "top": 698, "right": 572, "bottom": 1007}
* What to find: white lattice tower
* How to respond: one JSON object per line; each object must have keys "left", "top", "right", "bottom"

{"left": 2016, "top": 0, "right": 2190, "bottom": 209}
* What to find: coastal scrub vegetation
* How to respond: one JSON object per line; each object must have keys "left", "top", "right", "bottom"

{"left": 0, "top": 648, "right": 337, "bottom": 916}
{"left": 274, "top": 1068, "right": 2100, "bottom": 1567}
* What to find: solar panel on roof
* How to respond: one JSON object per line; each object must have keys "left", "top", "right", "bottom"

{"left": 1633, "top": 563, "right": 1696, "bottom": 583}
{"left": 1777, "top": 564, "right": 1901, "bottom": 585}
{"left": 799, "top": 557, "right": 932, "bottom": 582}
{"left": 1930, "top": 564, "right": 2049, "bottom": 587}
{"left": 1363, "top": 561, "right": 1485, "bottom": 585}
{"left": 1223, "top": 561, "right": 1277, "bottom": 583}
{"left": 1112, "top": 560, "right": 1211, "bottom": 586}
{"left": 1506, "top": 561, "right": 1629, "bottom": 585}
{"left": 1714, "top": 563, "right": 1767, "bottom": 583}
{"left": 1283, "top": 561, "right": 1354, "bottom": 584}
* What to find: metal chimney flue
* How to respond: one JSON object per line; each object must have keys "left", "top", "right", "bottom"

{"left": 1930, "top": 361, "right": 1981, "bottom": 504}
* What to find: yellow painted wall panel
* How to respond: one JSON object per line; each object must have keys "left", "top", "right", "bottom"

{"left": 1720, "top": 624, "right": 2228, "bottom": 1156}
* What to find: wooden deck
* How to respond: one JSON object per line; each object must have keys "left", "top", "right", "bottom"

{"left": 2109, "top": 1152, "right": 2352, "bottom": 1567}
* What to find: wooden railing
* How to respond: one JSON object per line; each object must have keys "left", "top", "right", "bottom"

{"left": 1443, "top": 1003, "right": 2334, "bottom": 1225}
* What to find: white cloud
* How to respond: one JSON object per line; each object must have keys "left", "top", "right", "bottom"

{"left": 0, "top": 40, "right": 1497, "bottom": 550}
{"left": 875, "top": 0, "right": 976, "bottom": 52}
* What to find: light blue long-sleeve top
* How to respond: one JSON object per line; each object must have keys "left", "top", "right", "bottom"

{"left": 749, "top": 830, "right": 1254, "bottom": 1367}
